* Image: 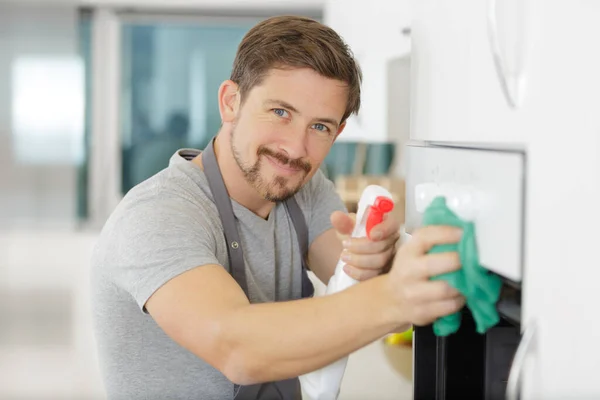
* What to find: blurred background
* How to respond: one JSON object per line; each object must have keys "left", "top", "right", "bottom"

{"left": 0, "top": 0, "right": 411, "bottom": 398}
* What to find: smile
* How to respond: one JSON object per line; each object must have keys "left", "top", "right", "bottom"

{"left": 265, "top": 155, "right": 303, "bottom": 176}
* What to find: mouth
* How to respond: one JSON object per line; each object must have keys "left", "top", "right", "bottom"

{"left": 265, "top": 155, "right": 304, "bottom": 175}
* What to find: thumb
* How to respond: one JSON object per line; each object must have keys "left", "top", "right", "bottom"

{"left": 330, "top": 211, "right": 356, "bottom": 237}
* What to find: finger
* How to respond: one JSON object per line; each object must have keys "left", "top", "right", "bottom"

{"left": 416, "top": 252, "right": 462, "bottom": 279}
{"left": 341, "top": 247, "right": 395, "bottom": 270}
{"left": 401, "top": 281, "right": 461, "bottom": 304}
{"left": 418, "top": 295, "right": 466, "bottom": 324}
{"left": 342, "top": 264, "right": 382, "bottom": 281}
{"left": 405, "top": 226, "right": 462, "bottom": 256}
{"left": 368, "top": 212, "right": 402, "bottom": 241}
{"left": 330, "top": 211, "right": 355, "bottom": 237}
{"left": 343, "top": 232, "right": 400, "bottom": 254}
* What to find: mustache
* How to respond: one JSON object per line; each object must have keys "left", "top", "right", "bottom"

{"left": 257, "top": 146, "right": 312, "bottom": 173}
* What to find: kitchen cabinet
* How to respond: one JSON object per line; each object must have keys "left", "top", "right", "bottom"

{"left": 411, "top": 0, "right": 539, "bottom": 144}
{"left": 409, "top": 1, "right": 600, "bottom": 398}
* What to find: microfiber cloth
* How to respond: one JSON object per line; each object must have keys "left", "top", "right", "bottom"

{"left": 422, "top": 196, "right": 503, "bottom": 336}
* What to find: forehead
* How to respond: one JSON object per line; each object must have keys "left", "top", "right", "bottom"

{"left": 248, "top": 68, "right": 349, "bottom": 121}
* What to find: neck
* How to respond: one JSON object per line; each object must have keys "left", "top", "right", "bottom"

{"left": 195, "top": 130, "right": 275, "bottom": 219}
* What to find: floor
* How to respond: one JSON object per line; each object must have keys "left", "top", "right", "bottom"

{"left": 0, "top": 230, "right": 105, "bottom": 399}
{"left": 0, "top": 230, "right": 412, "bottom": 399}
{"left": 333, "top": 340, "right": 412, "bottom": 400}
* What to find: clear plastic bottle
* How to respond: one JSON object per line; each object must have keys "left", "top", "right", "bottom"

{"left": 300, "top": 185, "right": 395, "bottom": 400}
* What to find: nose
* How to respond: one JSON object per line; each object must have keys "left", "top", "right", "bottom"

{"left": 277, "top": 129, "right": 308, "bottom": 160}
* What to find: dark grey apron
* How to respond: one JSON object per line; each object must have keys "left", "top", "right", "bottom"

{"left": 202, "top": 138, "right": 314, "bottom": 400}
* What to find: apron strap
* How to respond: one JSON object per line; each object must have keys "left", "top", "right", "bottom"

{"left": 284, "top": 197, "right": 315, "bottom": 299}
{"left": 202, "top": 138, "right": 249, "bottom": 295}
{"left": 202, "top": 137, "right": 308, "bottom": 400}
{"left": 283, "top": 198, "right": 309, "bottom": 268}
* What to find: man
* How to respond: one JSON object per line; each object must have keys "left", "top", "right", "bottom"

{"left": 91, "top": 15, "right": 464, "bottom": 399}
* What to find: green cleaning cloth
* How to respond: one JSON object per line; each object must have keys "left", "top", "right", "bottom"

{"left": 422, "top": 196, "right": 503, "bottom": 336}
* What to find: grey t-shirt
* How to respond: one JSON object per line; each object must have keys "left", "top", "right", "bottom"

{"left": 90, "top": 149, "right": 345, "bottom": 400}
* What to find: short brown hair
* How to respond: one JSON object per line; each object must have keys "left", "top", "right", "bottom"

{"left": 230, "top": 15, "right": 362, "bottom": 123}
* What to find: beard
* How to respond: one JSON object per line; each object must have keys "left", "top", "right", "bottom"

{"left": 230, "top": 130, "right": 312, "bottom": 202}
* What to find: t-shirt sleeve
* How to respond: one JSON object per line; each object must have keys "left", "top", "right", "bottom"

{"left": 301, "top": 169, "right": 347, "bottom": 246}
{"left": 99, "top": 197, "right": 221, "bottom": 313}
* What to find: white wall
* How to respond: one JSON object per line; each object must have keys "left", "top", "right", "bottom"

{"left": 0, "top": 0, "right": 324, "bottom": 10}
{"left": 85, "top": 0, "right": 323, "bottom": 8}
{"left": 324, "top": 0, "right": 412, "bottom": 145}
{"left": 387, "top": 55, "right": 411, "bottom": 176}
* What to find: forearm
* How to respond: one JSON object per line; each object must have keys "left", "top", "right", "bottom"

{"left": 308, "top": 229, "right": 344, "bottom": 285}
{"left": 217, "top": 275, "right": 400, "bottom": 385}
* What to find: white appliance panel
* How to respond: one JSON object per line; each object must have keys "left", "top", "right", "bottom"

{"left": 405, "top": 143, "right": 525, "bottom": 282}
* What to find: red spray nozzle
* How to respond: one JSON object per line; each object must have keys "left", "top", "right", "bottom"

{"left": 366, "top": 196, "right": 395, "bottom": 239}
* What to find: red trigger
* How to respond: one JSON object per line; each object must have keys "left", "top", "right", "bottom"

{"left": 366, "top": 196, "right": 394, "bottom": 239}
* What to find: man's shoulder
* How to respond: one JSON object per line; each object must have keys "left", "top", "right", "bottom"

{"left": 294, "top": 167, "right": 338, "bottom": 207}
{"left": 124, "top": 161, "right": 215, "bottom": 215}
{"left": 95, "top": 165, "right": 220, "bottom": 251}
{"left": 296, "top": 167, "right": 333, "bottom": 196}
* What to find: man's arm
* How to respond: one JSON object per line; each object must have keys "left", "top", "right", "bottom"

{"left": 307, "top": 228, "right": 344, "bottom": 284}
{"left": 145, "top": 263, "right": 399, "bottom": 385}
{"left": 146, "top": 226, "right": 465, "bottom": 386}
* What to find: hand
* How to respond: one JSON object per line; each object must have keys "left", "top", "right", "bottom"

{"left": 330, "top": 209, "right": 401, "bottom": 282}
{"left": 386, "top": 226, "right": 466, "bottom": 328}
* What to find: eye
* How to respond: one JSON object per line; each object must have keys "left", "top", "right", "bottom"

{"left": 273, "top": 108, "right": 289, "bottom": 118}
{"left": 311, "top": 123, "right": 330, "bottom": 133}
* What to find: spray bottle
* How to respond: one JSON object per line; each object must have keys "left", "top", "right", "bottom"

{"left": 300, "top": 185, "right": 395, "bottom": 400}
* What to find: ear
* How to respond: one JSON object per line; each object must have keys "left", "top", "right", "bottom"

{"left": 218, "top": 80, "right": 240, "bottom": 123}
{"left": 334, "top": 120, "right": 347, "bottom": 142}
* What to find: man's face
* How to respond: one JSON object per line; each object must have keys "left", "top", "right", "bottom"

{"left": 230, "top": 68, "right": 348, "bottom": 202}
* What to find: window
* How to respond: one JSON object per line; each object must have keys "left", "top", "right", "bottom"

{"left": 119, "top": 19, "right": 255, "bottom": 193}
